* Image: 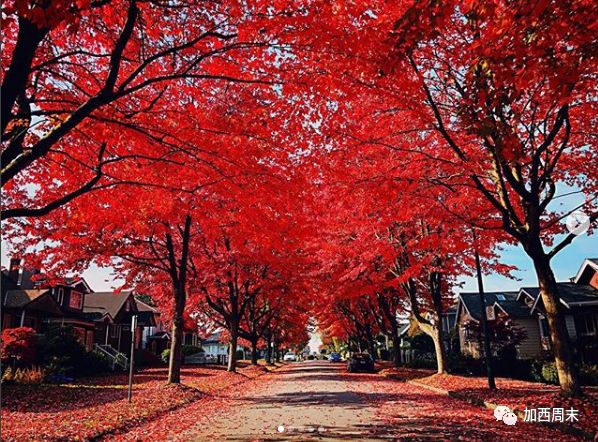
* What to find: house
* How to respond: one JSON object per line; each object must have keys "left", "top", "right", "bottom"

{"left": 2, "top": 258, "right": 161, "bottom": 362}
{"left": 516, "top": 258, "right": 598, "bottom": 363}
{"left": 2, "top": 259, "right": 97, "bottom": 349}
{"left": 83, "top": 291, "right": 158, "bottom": 354}
{"left": 455, "top": 258, "right": 598, "bottom": 363}
{"left": 455, "top": 291, "right": 543, "bottom": 359}
{"left": 201, "top": 331, "right": 230, "bottom": 357}
{"left": 201, "top": 330, "right": 248, "bottom": 360}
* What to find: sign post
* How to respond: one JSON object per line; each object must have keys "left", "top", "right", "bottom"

{"left": 128, "top": 315, "right": 137, "bottom": 402}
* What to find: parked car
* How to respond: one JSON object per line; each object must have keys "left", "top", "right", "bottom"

{"left": 347, "top": 353, "right": 375, "bottom": 372}
{"left": 329, "top": 352, "right": 342, "bottom": 362}
{"left": 283, "top": 352, "right": 297, "bottom": 362}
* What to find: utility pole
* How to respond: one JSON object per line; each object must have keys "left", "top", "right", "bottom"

{"left": 473, "top": 231, "right": 496, "bottom": 390}
{"left": 128, "top": 315, "right": 138, "bottom": 402}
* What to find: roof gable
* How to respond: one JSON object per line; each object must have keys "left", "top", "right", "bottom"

{"left": 574, "top": 258, "right": 598, "bottom": 285}
{"left": 83, "top": 290, "right": 137, "bottom": 319}
{"left": 4, "top": 289, "right": 62, "bottom": 315}
{"left": 457, "top": 291, "right": 519, "bottom": 321}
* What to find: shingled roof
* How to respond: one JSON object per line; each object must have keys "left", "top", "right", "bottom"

{"left": 3, "top": 289, "right": 63, "bottom": 315}
{"left": 521, "top": 283, "right": 598, "bottom": 310}
{"left": 458, "top": 291, "right": 519, "bottom": 321}
{"left": 83, "top": 291, "right": 135, "bottom": 319}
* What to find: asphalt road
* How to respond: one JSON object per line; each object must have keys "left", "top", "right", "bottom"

{"left": 183, "top": 360, "right": 576, "bottom": 441}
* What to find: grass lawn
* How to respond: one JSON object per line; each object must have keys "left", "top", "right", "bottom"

{"left": 398, "top": 369, "right": 598, "bottom": 437}
{"left": 1, "top": 362, "right": 275, "bottom": 442}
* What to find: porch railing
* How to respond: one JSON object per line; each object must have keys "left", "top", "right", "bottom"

{"left": 94, "top": 344, "right": 129, "bottom": 370}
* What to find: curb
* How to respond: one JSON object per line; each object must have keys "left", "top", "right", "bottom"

{"left": 407, "top": 380, "right": 596, "bottom": 441}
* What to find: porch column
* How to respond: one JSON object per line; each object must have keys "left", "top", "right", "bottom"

{"left": 105, "top": 324, "right": 110, "bottom": 345}
{"left": 20, "top": 310, "right": 26, "bottom": 327}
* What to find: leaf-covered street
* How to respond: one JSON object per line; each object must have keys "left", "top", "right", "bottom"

{"left": 173, "top": 361, "right": 580, "bottom": 441}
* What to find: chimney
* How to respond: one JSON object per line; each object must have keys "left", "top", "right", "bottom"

{"left": 8, "top": 257, "right": 23, "bottom": 287}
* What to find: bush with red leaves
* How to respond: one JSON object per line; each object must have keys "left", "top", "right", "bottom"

{"left": 1, "top": 327, "right": 36, "bottom": 365}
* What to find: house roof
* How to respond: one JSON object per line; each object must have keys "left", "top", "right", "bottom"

{"left": 4, "top": 289, "right": 51, "bottom": 308}
{"left": 135, "top": 299, "right": 158, "bottom": 313}
{"left": 573, "top": 258, "right": 598, "bottom": 284}
{"left": 3, "top": 289, "right": 63, "bottom": 315}
{"left": 202, "top": 331, "right": 223, "bottom": 344}
{"left": 521, "top": 283, "right": 598, "bottom": 309}
{"left": 83, "top": 290, "right": 134, "bottom": 318}
{"left": 495, "top": 300, "right": 533, "bottom": 318}
{"left": 458, "top": 291, "right": 519, "bottom": 321}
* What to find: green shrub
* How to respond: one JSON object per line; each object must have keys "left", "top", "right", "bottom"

{"left": 406, "top": 353, "right": 437, "bottom": 369}
{"left": 530, "top": 360, "right": 545, "bottom": 382}
{"left": 236, "top": 349, "right": 245, "bottom": 360}
{"left": 161, "top": 346, "right": 203, "bottom": 364}
{"left": 408, "top": 334, "right": 435, "bottom": 353}
{"left": 541, "top": 362, "right": 559, "bottom": 384}
{"left": 447, "top": 353, "right": 482, "bottom": 375}
{"left": 135, "top": 349, "right": 164, "bottom": 367}
{"left": 38, "top": 326, "right": 87, "bottom": 377}
{"left": 78, "top": 350, "right": 113, "bottom": 377}
{"left": 38, "top": 326, "right": 110, "bottom": 378}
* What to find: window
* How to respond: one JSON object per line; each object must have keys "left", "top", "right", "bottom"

{"left": 578, "top": 313, "right": 597, "bottom": 336}
{"left": 69, "top": 290, "right": 83, "bottom": 309}
{"left": 56, "top": 287, "right": 65, "bottom": 305}
{"left": 110, "top": 325, "right": 120, "bottom": 338}
{"left": 496, "top": 294, "right": 506, "bottom": 301}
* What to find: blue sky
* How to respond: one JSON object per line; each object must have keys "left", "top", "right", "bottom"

{"left": 457, "top": 232, "right": 597, "bottom": 293}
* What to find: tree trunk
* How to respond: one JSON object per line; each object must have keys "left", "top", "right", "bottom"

{"left": 533, "top": 255, "right": 581, "bottom": 396}
{"left": 251, "top": 339, "right": 258, "bottom": 365}
{"left": 167, "top": 289, "right": 185, "bottom": 383}
{"left": 266, "top": 334, "right": 272, "bottom": 364}
{"left": 274, "top": 340, "right": 280, "bottom": 362}
{"left": 390, "top": 325, "right": 401, "bottom": 367}
{"left": 431, "top": 328, "right": 446, "bottom": 374}
{"left": 368, "top": 338, "right": 377, "bottom": 360}
{"left": 227, "top": 327, "right": 238, "bottom": 372}
{"left": 1, "top": 18, "right": 47, "bottom": 135}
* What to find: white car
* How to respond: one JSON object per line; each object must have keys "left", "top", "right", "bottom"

{"left": 283, "top": 352, "right": 297, "bottom": 361}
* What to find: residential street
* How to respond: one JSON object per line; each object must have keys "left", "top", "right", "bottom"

{"left": 180, "top": 361, "right": 577, "bottom": 441}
